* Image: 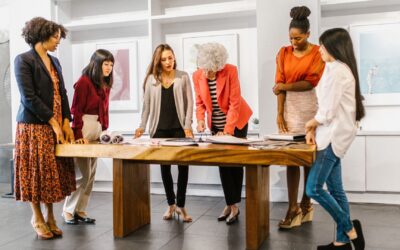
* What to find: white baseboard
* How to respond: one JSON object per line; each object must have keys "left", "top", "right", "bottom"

{"left": 93, "top": 181, "right": 400, "bottom": 205}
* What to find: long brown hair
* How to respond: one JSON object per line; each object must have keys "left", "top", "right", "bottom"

{"left": 143, "top": 44, "right": 176, "bottom": 92}
{"left": 319, "top": 28, "right": 365, "bottom": 121}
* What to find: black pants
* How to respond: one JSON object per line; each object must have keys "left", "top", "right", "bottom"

{"left": 212, "top": 124, "right": 248, "bottom": 206}
{"left": 153, "top": 128, "right": 189, "bottom": 207}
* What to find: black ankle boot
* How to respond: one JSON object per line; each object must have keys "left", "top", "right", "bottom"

{"left": 317, "top": 242, "right": 352, "bottom": 250}
{"left": 351, "top": 220, "right": 365, "bottom": 250}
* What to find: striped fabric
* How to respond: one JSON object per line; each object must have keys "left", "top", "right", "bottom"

{"left": 208, "top": 80, "right": 226, "bottom": 130}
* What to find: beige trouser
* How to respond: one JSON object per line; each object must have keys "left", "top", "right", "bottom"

{"left": 63, "top": 114, "right": 102, "bottom": 215}
{"left": 63, "top": 157, "right": 98, "bottom": 214}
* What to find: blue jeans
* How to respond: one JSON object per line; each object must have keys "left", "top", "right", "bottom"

{"left": 306, "top": 144, "right": 353, "bottom": 243}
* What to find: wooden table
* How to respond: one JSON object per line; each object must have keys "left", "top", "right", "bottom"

{"left": 56, "top": 143, "right": 315, "bottom": 250}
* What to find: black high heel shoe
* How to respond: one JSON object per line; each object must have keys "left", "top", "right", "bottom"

{"left": 317, "top": 242, "right": 352, "bottom": 250}
{"left": 74, "top": 213, "right": 96, "bottom": 224}
{"left": 351, "top": 220, "right": 365, "bottom": 250}
{"left": 217, "top": 207, "right": 231, "bottom": 221}
{"left": 226, "top": 209, "right": 240, "bottom": 225}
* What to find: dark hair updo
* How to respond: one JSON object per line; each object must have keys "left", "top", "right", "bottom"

{"left": 289, "top": 6, "right": 311, "bottom": 34}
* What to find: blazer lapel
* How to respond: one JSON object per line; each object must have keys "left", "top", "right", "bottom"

{"left": 31, "top": 49, "right": 52, "bottom": 82}
{"left": 49, "top": 56, "right": 65, "bottom": 88}
{"left": 199, "top": 72, "right": 212, "bottom": 110}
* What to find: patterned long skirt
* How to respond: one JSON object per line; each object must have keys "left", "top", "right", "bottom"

{"left": 14, "top": 123, "right": 76, "bottom": 203}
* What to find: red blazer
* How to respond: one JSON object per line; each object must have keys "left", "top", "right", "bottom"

{"left": 192, "top": 64, "right": 253, "bottom": 135}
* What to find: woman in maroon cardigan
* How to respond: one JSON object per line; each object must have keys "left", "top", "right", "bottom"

{"left": 63, "top": 49, "right": 114, "bottom": 224}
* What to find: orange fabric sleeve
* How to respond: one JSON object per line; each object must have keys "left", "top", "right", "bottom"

{"left": 275, "top": 47, "right": 286, "bottom": 84}
{"left": 223, "top": 66, "right": 241, "bottom": 135}
{"left": 304, "top": 50, "right": 325, "bottom": 87}
{"left": 192, "top": 70, "right": 206, "bottom": 122}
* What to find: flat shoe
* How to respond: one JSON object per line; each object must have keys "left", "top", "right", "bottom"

{"left": 317, "top": 242, "right": 352, "bottom": 250}
{"left": 74, "top": 213, "right": 96, "bottom": 224}
{"left": 351, "top": 220, "right": 365, "bottom": 250}
{"left": 62, "top": 212, "right": 78, "bottom": 225}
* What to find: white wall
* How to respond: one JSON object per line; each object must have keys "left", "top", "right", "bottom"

{"left": 9, "top": 0, "right": 54, "bottom": 139}
{"left": 322, "top": 10, "right": 400, "bottom": 132}
{"left": 0, "top": 1, "right": 9, "bottom": 31}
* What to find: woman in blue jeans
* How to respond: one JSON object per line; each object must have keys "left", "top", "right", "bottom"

{"left": 305, "top": 28, "right": 366, "bottom": 250}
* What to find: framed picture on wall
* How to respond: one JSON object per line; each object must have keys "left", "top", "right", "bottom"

{"left": 350, "top": 23, "right": 400, "bottom": 106}
{"left": 182, "top": 33, "right": 239, "bottom": 77}
{"left": 96, "top": 41, "right": 139, "bottom": 112}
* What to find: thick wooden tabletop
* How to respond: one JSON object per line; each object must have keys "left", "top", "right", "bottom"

{"left": 56, "top": 143, "right": 316, "bottom": 166}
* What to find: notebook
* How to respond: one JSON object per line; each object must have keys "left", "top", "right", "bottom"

{"left": 264, "top": 133, "right": 306, "bottom": 141}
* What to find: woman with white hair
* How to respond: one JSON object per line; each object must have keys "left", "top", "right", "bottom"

{"left": 193, "top": 42, "right": 253, "bottom": 225}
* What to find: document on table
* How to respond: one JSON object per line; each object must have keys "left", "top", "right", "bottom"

{"left": 249, "top": 140, "right": 303, "bottom": 150}
{"left": 125, "top": 138, "right": 159, "bottom": 145}
{"left": 205, "top": 135, "right": 262, "bottom": 145}
{"left": 159, "top": 138, "right": 198, "bottom": 146}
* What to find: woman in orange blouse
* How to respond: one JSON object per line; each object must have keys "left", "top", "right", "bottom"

{"left": 273, "top": 6, "right": 325, "bottom": 229}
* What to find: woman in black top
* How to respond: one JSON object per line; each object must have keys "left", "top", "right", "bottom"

{"left": 135, "top": 44, "right": 194, "bottom": 222}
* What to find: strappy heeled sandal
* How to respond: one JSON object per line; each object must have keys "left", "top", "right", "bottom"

{"left": 278, "top": 207, "right": 302, "bottom": 229}
{"left": 31, "top": 220, "right": 54, "bottom": 240}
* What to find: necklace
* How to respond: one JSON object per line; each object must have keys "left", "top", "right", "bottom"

{"left": 161, "top": 71, "right": 175, "bottom": 88}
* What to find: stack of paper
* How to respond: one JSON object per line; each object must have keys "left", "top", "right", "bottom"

{"left": 264, "top": 133, "right": 305, "bottom": 141}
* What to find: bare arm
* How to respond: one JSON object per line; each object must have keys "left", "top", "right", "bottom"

{"left": 276, "top": 92, "right": 288, "bottom": 133}
{"left": 273, "top": 80, "right": 313, "bottom": 95}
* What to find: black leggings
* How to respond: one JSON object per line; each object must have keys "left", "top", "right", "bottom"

{"left": 153, "top": 128, "right": 189, "bottom": 208}
{"left": 212, "top": 124, "right": 248, "bottom": 206}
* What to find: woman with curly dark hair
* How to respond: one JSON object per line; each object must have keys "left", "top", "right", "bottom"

{"left": 14, "top": 17, "right": 76, "bottom": 239}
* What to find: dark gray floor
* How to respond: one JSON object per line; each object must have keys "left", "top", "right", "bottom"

{"left": 0, "top": 183, "right": 399, "bottom": 250}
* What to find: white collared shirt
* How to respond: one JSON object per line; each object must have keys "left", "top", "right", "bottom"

{"left": 315, "top": 60, "right": 358, "bottom": 158}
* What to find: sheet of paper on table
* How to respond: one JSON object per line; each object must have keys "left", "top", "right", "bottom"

{"left": 205, "top": 135, "right": 262, "bottom": 145}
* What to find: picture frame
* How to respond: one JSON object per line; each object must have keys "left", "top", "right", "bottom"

{"left": 182, "top": 33, "right": 239, "bottom": 77}
{"left": 96, "top": 41, "right": 139, "bottom": 111}
{"left": 350, "top": 23, "right": 400, "bottom": 106}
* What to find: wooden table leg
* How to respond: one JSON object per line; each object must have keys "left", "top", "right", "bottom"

{"left": 246, "top": 165, "right": 270, "bottom": 250}
{"left": 113, "top": 159, "right": 151, "bottom": 237}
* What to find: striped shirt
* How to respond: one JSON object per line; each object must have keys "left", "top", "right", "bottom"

{"left": 208, "top": 79, "right": 226, "bottom": 131}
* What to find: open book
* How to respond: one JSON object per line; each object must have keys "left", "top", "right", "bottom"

{"left": 264, "top": 133, "right": 306, "bottom": 141}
